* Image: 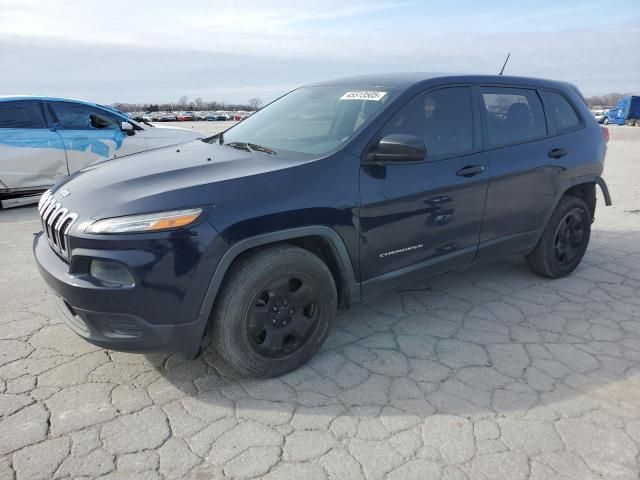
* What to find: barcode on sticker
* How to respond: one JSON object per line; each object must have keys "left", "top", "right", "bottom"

{"left": 340, "top": 91, "right": 387, "bottom": 101}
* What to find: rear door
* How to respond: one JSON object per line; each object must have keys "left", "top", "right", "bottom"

{"left": 0, "top": 100, "right": 68, "bottom": 191}
{"left": 359, "top": 85, "right": 489, "bottom": 294}
{"left": 47, "top": 101, "right": 146, "bottom": 174}
{"left": 477, "top": 86, "right": 565, "bottom": 259}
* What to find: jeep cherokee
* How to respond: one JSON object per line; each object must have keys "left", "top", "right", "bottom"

{"left": 33, "top": 74, "right": 611, "bottom": 377}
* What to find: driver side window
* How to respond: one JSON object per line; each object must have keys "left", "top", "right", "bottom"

{"left": 380, "top": 87, "right": 474, "bottom": 160}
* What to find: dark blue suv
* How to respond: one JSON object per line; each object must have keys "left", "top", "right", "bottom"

{"left": 34, "top": 74, "right": 611, "bottom": 377}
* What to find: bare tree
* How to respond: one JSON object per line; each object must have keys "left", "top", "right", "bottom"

{"left": 194, "top": 97, "right": 203, "bottom": 109}
{"left": 585, "top": 93, "right": 629, "bottom": 108}
{"left": 177, "top": 96, "right": 189, "bottom": 108}
{"left": 248, "top": 97, "right": 263, "bottom": 111}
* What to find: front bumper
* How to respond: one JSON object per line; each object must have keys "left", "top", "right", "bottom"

{"left": 33, "top": 231, "right": 215, "bottom": 357}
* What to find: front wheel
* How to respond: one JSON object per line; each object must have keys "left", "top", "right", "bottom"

{"left": 526, "top": 196, "right": 591, "bottom": 278}
{"left": 211, "top": 245, "right": 337, "bottom": 377}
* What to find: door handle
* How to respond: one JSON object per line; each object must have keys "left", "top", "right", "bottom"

{"left": 456, "top": 165, "right": 485, "bottom": 177}
{"left": 548, "top": 148, "right": 567, "bottom": 159}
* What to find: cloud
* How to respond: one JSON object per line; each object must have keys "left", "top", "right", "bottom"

{"left": 0, "top": 1, "right": 638, "bottom": 102}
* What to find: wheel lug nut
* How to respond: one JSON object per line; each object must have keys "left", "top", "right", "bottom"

{"left": 283, "top": 321, "right": 287, "bottom": 325}
{"left": 283, "top": 300, "right": 288, "bottom": 306}
{"left": 289, "top": 309, "right": 294, "bottom": 315}
{"left": 272, "top": 306, "right": 278, "bottom": 312}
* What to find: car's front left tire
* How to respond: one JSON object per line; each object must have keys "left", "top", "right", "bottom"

{"left": 211, "top": 244, "right": 337, "bottom": 377}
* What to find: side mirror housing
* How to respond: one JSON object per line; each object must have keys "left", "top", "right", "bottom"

{"left": 121, "top": 121, "right": 135, "bottom": 136}
{"left": 367, "top": 134, "right": 426, "bottom": 163}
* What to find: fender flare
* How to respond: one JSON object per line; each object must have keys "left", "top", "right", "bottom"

{"left": 594, "top": 176, "right": 612, "bottom": 206}
{"left": 528, "top": 175, "right": 612, "bottom": 253}
{"left": 567, "top": 174, "right": 612, "bottom": 206}
{"left": 198, "top": 226, "right": 361, "bottom": 317}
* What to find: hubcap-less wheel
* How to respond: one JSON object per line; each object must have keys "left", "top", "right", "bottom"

{"left": 553, "top": 209, "right": 585, "bottom": 265}
{"left": 245, "top": 273, "right": 320, "bottom": 359}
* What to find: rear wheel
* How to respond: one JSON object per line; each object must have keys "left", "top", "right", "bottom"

{"left": 211, "top": 245, "right": 337, "bottom": 377}
{"left": 526, "top": 196, "right": 591, "bottom": 278}
{"left": 603, "top": 117, "right": 609, "bottom": 125}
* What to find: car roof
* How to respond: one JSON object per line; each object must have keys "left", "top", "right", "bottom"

{"left": 308, "top": 73, "right": 575, "bottom": 91}
{"left": 0, "top": 95, "right": 126, "bottom": 116}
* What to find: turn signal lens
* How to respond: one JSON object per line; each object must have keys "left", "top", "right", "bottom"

{"left": 86, "top": 208, "right": 202, "bottom": 234}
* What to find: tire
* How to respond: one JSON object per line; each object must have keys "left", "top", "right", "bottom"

{"left": 603, "top": 117, "right": 609, "bottom": 125}
{"left": 211, "top": 244, "right": 337, "bottom": 377}
{"left": 526, "top": 196, "right": 591, "bottom": 278}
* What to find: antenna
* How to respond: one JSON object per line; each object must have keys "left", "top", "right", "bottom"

{"left": 499, "top": 52, "right": 511, "bottom": 76}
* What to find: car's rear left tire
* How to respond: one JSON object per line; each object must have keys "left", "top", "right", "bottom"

{"left": 526, "top": 195, "right": 591, "bottom": 278}
{"left": 211, "top": 244, "right": 337, "bottom": 377}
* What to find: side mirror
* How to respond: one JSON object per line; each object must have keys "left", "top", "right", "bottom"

{"left": 121, "top": 121, "right": 135, "bottom": 136}
{"left": 367, "top": 134, "right": 426, "bottom": 163}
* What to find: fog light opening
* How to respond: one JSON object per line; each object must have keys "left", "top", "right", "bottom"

{"left": 89, "top": 259, "right": 135, "bottom": 286}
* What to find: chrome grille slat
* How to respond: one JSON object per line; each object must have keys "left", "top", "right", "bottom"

{"left": 38, "top": 191, "right": 78, "bottom": 261}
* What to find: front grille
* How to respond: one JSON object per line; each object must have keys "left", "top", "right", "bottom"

{"left": 38, "top": 191, "right": 79, "bottom": 261}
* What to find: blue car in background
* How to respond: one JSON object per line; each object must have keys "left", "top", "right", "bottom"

{"left": 0, "top": 97, "right": 203, "bottom": 208}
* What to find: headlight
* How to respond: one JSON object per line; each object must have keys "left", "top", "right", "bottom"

{"left": 85, "top": 208, "right": 202, "bottom": 234}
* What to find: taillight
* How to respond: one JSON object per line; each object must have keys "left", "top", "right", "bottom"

{"left": 602, "top": 126, "right": 610, "bottom": 143}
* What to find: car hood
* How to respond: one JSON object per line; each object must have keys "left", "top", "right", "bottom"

{"left": 49, "top": 140, "right": 307, "bottom": 221}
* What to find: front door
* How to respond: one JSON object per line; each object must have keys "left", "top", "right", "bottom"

{"left": 0, "top": 100, "right": 68, "bottom": 190}
{"left": 359, "top": 86, "right": 489, "bottom": 296}
{"left": 47, "top": 101, "right": 147, "bottom": 174}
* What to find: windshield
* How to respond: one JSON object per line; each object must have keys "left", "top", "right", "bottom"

{"left": 205, "top": 85, "right": 398, "bottom": 158}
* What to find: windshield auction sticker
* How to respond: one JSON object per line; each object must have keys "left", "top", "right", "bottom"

{"left": 340, "top": 91, "right": 387, "bottom": 101}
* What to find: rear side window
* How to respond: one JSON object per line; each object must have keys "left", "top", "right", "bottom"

{"left": 380, "top": 86, "right": 474, "bottom": 159}
{"left": 540, "top": 91, "right": 582, "bottom": 133}
{"left": 0, "top": 101, "right": 46, "bottom": 129}
{"left": 481, "top": 87, "right": 547, "bottom": 147}
{"left": 49, "top": 102, "right": 122, "bottom": 130}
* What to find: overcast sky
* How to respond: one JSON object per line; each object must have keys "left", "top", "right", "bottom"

{"left": 1, "top": 0, "right": 639, "bottom": 105}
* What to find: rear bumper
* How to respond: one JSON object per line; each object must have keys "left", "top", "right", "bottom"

{"left": 33, "top": 231, "right": 210, "bottom": 357}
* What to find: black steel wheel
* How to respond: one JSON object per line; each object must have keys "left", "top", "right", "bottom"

{"left": 526, "top": 196, "right": 591, "bottom": 278}
{"left": 552, "top": 209, "right": 586, "bottom": 266}
{"left": 246, "top": 273, "right": 322, "bottom": 359}
{"left": 211, "top": 244, "right": 337, "bottom": 377}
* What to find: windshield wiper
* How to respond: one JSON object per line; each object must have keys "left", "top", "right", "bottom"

{"left": 225, "top": 141, "right": 277, "bottom": 155}
{"left": 247, "top": 143, "right": 277, "bottom": 155}
{"left": 226, "top": 141, "right": 251, "bottom": 152}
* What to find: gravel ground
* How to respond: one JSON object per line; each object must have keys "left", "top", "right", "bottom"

{"left": 1, "top": 124, "right": 639, "bottom": 479}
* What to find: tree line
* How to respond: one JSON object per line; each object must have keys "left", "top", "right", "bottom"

{"left": 112, "top": 96, "right": 264, "bottom": 112}
{"left": 584, "top": 93, "right": 631, "bottom": 108}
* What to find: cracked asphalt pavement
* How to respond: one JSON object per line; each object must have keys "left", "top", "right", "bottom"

{"left": 1, "top": 125, "right": 639, "bottom": 479}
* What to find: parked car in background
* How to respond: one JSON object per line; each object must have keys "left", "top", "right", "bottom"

{"left": 206, "top": 113, "right": 228, "bottom": 121}
{"left": 604, "top": 95, "right": 640, "bottom": 125}
{"left": 33, "top": 74, "right": 611, "bottom": 376}
{"left": 0, "top": 96, "right": 204, "bottom": 208}
{"left": 592, "top": 110, "right": 607, "bottom": 124}
{"left": 158, "top": 112, "right": 177, "bottom": 122}
{"left": 177, "top": 112, "right": 195, "bottom": 121}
